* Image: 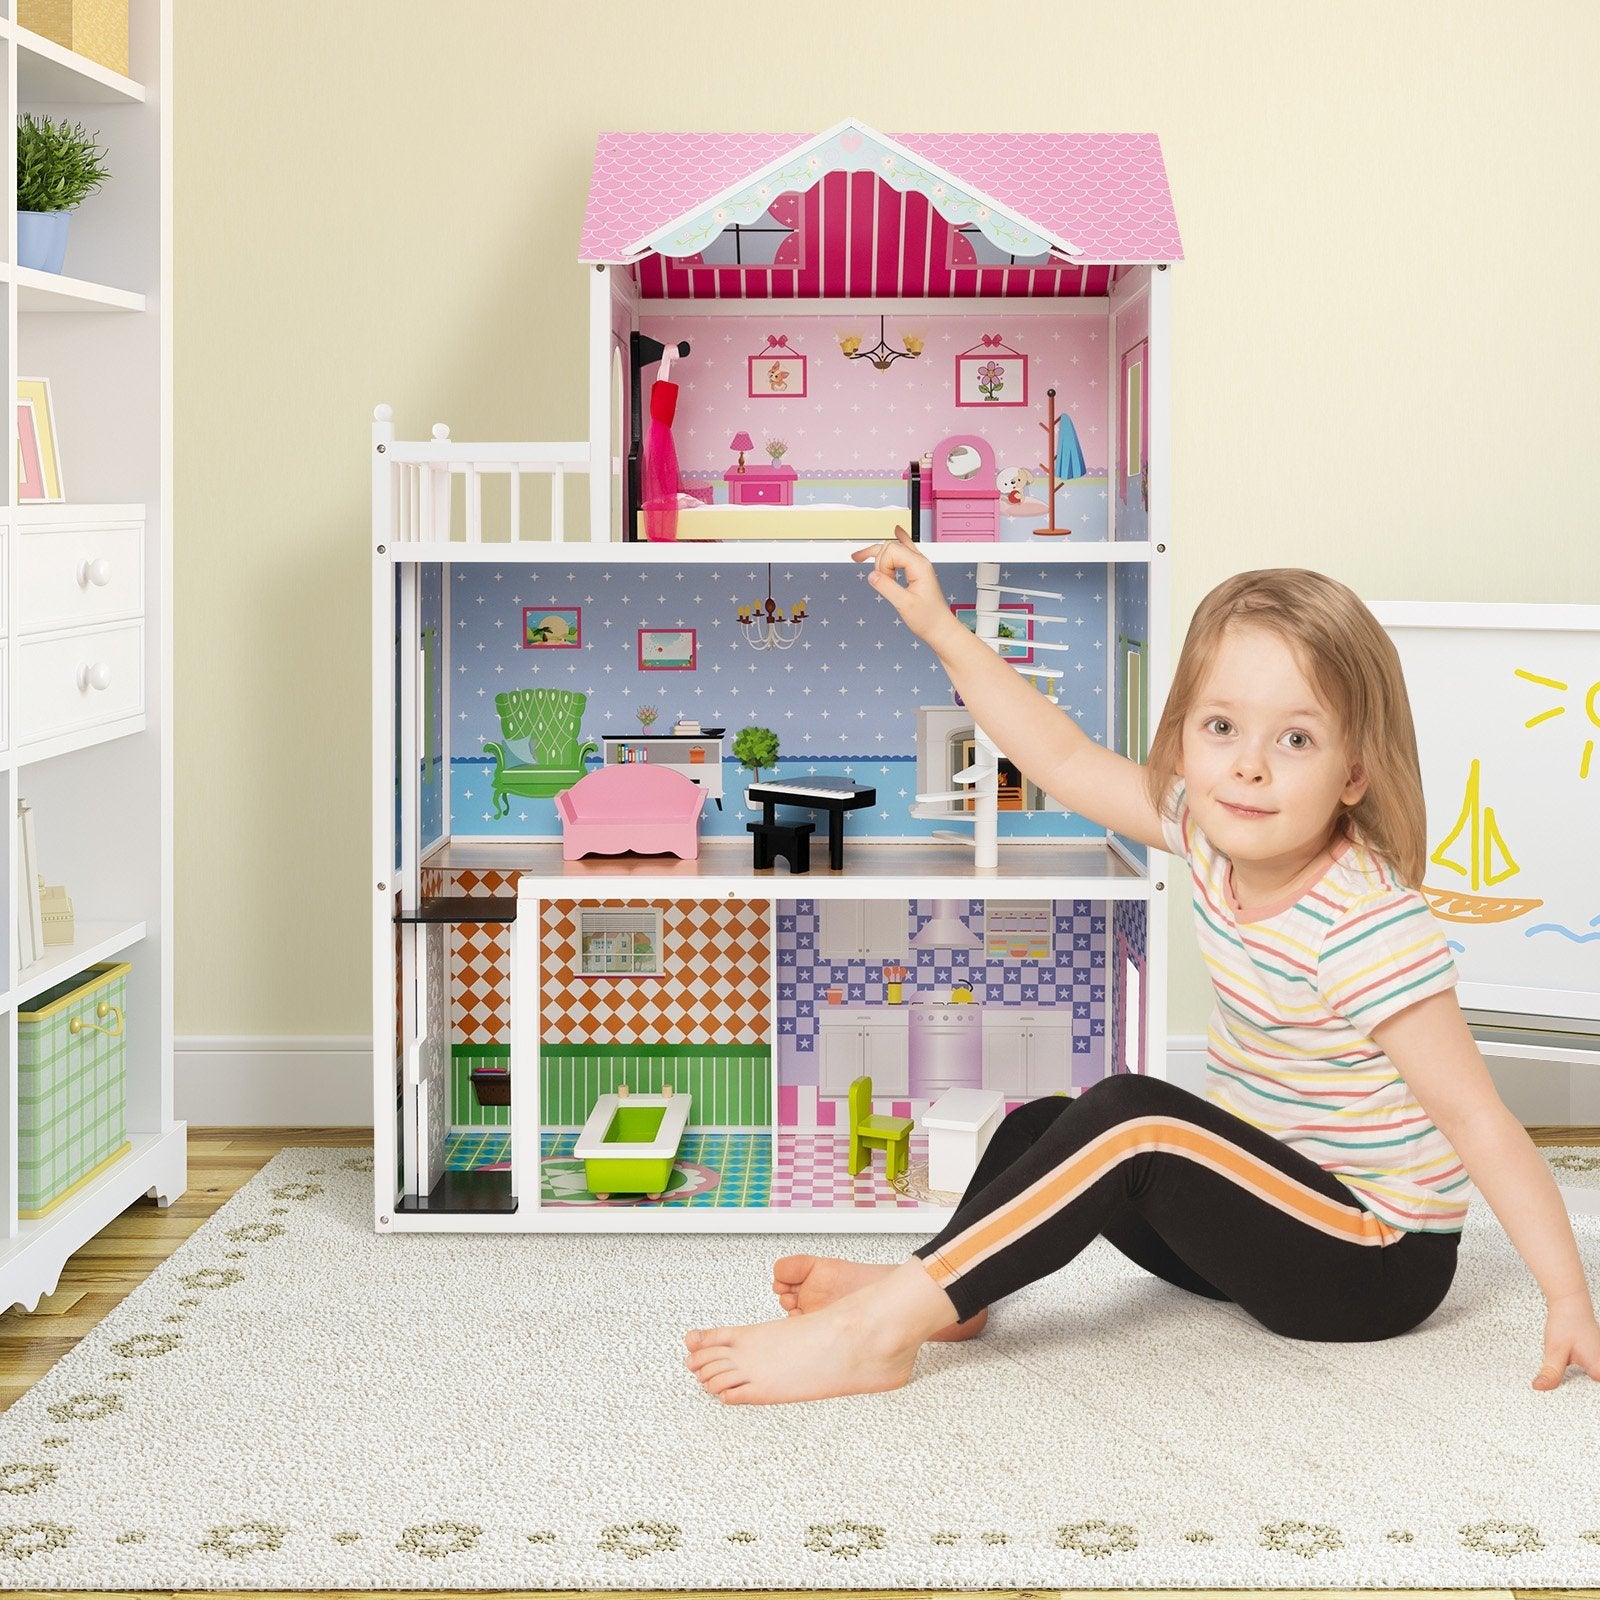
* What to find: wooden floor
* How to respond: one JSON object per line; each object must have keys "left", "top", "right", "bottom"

{"left": 2, "top": 1124, "right": 1595, "bottom": 1600}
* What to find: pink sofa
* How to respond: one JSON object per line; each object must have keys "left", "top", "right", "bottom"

{"left": 556, "top": 764, "right": 706, "bottom": 861}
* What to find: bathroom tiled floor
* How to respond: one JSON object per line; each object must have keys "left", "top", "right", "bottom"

{"left": 442, "top": 1129, "right": 930, "bottom": 1211}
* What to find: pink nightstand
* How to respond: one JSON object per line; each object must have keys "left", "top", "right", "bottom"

{"left": 723, "top": 464, "right": 797, "bottom": 506}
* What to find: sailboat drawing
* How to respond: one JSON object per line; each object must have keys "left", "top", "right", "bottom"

{"left": 1422, "top": 758, "right": 1544, "bottom": 924}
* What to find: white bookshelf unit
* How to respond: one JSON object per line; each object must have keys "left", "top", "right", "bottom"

{"left": 0, "top": 1, "right": 182, "bottom": 1312}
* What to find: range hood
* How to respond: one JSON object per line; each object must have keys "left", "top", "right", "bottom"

{"left": 909, "top": 899, "right": 983, "bottom": 950}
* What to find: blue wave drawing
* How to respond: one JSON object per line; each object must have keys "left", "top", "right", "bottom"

{"left": 1523, "top": 912, "right": 1600, "bottom": 945}
{"left": 1446, "top": 940, "right": 1466, "bottom": 954}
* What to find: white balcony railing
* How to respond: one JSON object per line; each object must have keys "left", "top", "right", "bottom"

{"left": 373, "top": 406, "right": 594, "bottom": 543}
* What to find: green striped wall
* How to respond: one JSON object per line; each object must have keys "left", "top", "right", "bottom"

{"left": 452, "top": 1043, "right": 772, "bottom": 1129}
{"left": 453, "top": 1044, "right": 511, "bottom": 1127}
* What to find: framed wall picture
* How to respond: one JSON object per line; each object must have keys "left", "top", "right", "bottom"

{"left": 952, "top": 602, "right": 1033, "bottom": 663}
{"left": 522, "top": 607, "right": 581, "bottom": 648}
{"left": 747, "top": 335, "right": 806, "bottom": 398}
{"left": 955, "top": 338, "right": 1029, "bottom": 407}
{"left": 638, "top": 628, "right": 696, "bottom": 670}
{"left": 16, "top": 377, "right": 63, "bottom": 501}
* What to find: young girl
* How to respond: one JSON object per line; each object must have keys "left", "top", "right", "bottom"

{"left": 684, "top": 536, "right": 1600, "bottom": 1405}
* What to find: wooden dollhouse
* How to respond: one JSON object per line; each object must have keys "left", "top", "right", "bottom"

{"left": 371, "top": 119, "right": 1180, "bottom": 1235}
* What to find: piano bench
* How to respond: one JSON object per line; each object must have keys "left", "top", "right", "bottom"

{"left": 747, "top": 819, "right": 814, "bottom": 874}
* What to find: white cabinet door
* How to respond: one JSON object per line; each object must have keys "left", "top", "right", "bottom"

{"left": 1025, "top": 1017, "right": 1074, "bottom": 1097}
{"left": 982, "top": 1015, "right": 1028, "bottom": 1096}
{"left": 818, "top": 1019, "right": 866, "bottom": 1097}
{"left": 863, "top": 1018, "right": 909, "bottom": 1097}
{"left": 862, "top": 900, "right": 906, "bottom": 957}
{"left": 817, "top": 900, "right": 907, "bottom": 958}
{"left": 817, "top": 901, "right": 865, "bottom": 959}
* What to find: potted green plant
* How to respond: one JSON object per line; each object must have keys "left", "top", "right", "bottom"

{"left": 733, "top": 725, "right": 779, "bottom": 784}
{"left": 16, "top": 112, "right": 110, "bottom": 275}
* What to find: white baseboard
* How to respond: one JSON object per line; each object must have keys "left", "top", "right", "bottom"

{"left": 176, "top": 1037, "right": 374, "bottom": 1127}
{"left": 175, "top": 1035, "right": 1595, "bottom": 1131}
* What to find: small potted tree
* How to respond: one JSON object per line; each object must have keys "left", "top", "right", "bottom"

{"left": 16, "top": 113, "right": 110, "bottom": 275}
{"left": 733, "top": 725, "right": 779, "bottom": 785}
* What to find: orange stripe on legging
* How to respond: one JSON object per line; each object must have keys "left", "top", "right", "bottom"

{"left": 921, "top": 1116, "right": 1402, "bottom": 1288}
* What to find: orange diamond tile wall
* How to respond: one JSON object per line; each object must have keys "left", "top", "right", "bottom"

{"left": 421, "top": 869, "right": 772, "bottom": 1046}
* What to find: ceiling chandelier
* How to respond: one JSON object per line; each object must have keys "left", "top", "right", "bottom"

{"left": 737, "top": 564, "right": 807, "bottom": 651}
{"left": 839, "top": 314, "right": 922, "bottom": 371}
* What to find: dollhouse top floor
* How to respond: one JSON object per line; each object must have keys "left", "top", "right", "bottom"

{"left": 581, "top": 119, "right": 1183, "bottom": 293}
{"left": 374, "top": 121, "right": 1182, "bottom": 551}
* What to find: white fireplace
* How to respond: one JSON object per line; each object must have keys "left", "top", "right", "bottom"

{"left": 912, "top": 704, "right": 1046, "bottom": 817}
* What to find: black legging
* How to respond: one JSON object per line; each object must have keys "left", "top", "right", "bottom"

{"left": 913, "top": 1073, "right": 1459, "bottom": 1342}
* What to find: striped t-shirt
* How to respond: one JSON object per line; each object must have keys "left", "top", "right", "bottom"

{"left": 1162, "top": 782, "right": 1471, "bottom": 1234}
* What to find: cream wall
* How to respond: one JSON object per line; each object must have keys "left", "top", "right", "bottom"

{"left": 172, "top": 0, "right": 1600, "bottom": 1043}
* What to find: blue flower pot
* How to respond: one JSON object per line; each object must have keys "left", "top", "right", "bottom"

{"left": 17, "top": 210, "right": 72, "bottom": 274}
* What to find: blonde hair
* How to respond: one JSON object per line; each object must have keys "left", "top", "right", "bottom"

{"left": 1144, "top": 569, "right": 1428, "bottom": 886}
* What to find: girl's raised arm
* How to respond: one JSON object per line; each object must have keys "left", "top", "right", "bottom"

{"left": 855, "top": 532, "right": 1168, "bottom": 853}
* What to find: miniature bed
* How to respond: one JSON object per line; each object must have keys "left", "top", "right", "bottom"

{"left": 637, "top": 503, "right": 913, "bottom": 542}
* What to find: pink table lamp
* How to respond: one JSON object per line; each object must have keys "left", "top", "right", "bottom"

{"left": 729, "top": 431, "right": 754, "bottom": 473}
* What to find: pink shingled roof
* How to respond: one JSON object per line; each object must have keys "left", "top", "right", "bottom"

{"left": 580, "top": 128, "right": 1182, "bottom": 265}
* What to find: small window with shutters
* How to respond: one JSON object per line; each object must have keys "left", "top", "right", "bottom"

{"left": 577, "top": 907, "right": 664, "bottom": 977}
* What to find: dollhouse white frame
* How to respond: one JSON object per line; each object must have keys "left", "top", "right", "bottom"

{"left": 371, "top": 121, "right": 1178, "bottom": 1235}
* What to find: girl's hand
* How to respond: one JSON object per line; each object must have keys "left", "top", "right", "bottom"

{"left": 1533, "top": 1293, "right": 1600, "bottom": 1389}
{"left": 852, "top": 529, "right": 959, "bottom": 645}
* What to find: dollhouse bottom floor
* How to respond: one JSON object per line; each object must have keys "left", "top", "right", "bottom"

{"left": 444, "top": 1128, "right": 939, "bottom": 1212}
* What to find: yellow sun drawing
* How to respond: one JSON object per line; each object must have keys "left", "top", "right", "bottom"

{"left": 1515, "top": 667, "right": 1599, "bottom": 779}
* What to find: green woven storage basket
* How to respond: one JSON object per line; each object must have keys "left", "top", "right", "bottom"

{"left": 17, "top": 961, "right": 131, "bottom": 1218}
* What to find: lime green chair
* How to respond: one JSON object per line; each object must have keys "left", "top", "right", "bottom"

{"left": 847, "top": 1075, "right": 914, "bottom": 1180}
{"left": 485, "top": 688, "right": 598, "bottom": 817}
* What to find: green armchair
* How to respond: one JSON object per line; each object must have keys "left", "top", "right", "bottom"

{"left": 485, "top": 688, "right": 598, "bottom": 817}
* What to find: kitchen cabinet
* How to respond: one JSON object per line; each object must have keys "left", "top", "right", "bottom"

{"left": 816, "top": 900, "right": 906, "bottom": 960}
{"left": 983, "top": 1010, "right": 1073, "bottom": 1097}
{"left": 817, "top": 1007, "right": 909, "bottom": 1097}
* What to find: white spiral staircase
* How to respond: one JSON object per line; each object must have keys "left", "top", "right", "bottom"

{"left": 915, "top": 559, "right": 1071, "bottom": 870}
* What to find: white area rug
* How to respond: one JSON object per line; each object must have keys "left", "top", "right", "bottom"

{"left": 2, "top": 1148, "right": 1599, "bottom": 1590}
{"left": 1545, "top": 1145, "right": 1600, "bottom": 1189}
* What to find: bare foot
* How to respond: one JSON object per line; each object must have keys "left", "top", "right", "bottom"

{"left": 773, "top": 1254, "right": 988, "bottom": 1340}
{"left": 685, "top": 1259, "right": 959, "bottom": 1405}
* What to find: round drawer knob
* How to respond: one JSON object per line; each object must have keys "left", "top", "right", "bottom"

{"left": 77, "top": 662, "right": 112, "bottom": 693}
{"left": 77, "top": 557, "right": 112, "bottom": 589}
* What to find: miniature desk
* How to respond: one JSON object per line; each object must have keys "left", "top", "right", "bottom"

{"left": 744, "top": 776, "right": 876, "bottom": 870}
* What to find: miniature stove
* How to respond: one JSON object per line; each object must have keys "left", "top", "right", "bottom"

{"left": 907, "top": 997, "right": 983, "bottom": 1098}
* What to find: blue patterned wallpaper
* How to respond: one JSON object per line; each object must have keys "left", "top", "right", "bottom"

{"left": 439, "top": 559, "right": 1125, "bottom": 840}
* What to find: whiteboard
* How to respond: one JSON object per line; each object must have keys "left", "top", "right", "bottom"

{"left": 1373, "top": 602, "right": 1600, "bottom": 1025}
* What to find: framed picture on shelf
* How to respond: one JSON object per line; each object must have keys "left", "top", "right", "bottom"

{"left": 638, "top": 628, "right": 696, "bottom": 670}
{"left": 16, "top": 401, "right": 46, "bottom": 502}
{"left": 952, "top": 601, "right": 1034, "bottom": 663}
{"left": 521, "top": 607, "right": 581, "bottom": 648}
{"left": 16, "top": 378, "right": 63, "bottom": 502}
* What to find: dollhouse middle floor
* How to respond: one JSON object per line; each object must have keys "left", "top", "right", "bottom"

{"left": 379, "top": 544, "right": 1167, "bottom": 1233}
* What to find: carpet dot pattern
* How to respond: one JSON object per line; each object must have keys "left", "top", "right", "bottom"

{"left": 2, "top": 1148, "right": 1598, "bottom": 1590}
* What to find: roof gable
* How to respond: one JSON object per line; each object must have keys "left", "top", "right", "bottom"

{"left": 581, "top": 120, "right": 1181, "bottom": 267}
